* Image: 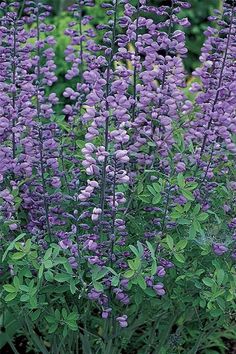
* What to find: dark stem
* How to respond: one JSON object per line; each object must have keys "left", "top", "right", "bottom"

{"left": 131, "top": 0, "right": 140, "bottom": 122}
{"left": 12, "top": 21, "right": 17, "bottom": 159}
{"left": 110, "top": 158, "right": 117, "bottom": 266}
{"left": 17, "top": 0, "right": 25, "bottom": 19}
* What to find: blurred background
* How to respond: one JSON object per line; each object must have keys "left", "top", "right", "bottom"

{"left": 40, "top": 0, "right": 221, "bottom": 99}
{"left": 46, "top": 0, "right": 221, "bottom": 68}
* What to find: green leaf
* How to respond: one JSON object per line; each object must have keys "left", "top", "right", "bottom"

{"left": 197, "top": 213, "right": 209, "bottom": 221}
{"left": 175, "top": 239, "right": 188, "bottom": 251}
{"left": 193, "top": 219, "right": 202, "bottom": 232}
{"left": 111, "top": 275, "right": 120, "bottom": 287}
{"left": 54, "top": 257, "right": 67, "bottom": 265}
{"left": 202, "top": 277, "right": 215, "bottom": 287}
{"left": 67, "top": 312, "right": 78, "bottom": 322}
{"left": 137, "top": 276, "right": 146, "bottom": 290}
{"left": 134, "top": 257, "right": 141, "bottom": 270}
{"left": 177, "top": 218, "right": 191, "bottom": 225}
{"left": 147, "top": 185, "right": 157, "bottom": 196}
{"left": 55, "top": 309, "right": 61, "bottom": 321}
{"left": 177, "top": 174, "right": 185, "bottom": 188}
{"left": 5, "top": 293, "right": 17, "bottom": 302}
{"left": 24, "top": 239, "right": 31, "bottom": 253}
{"left": 170, "top": 212, "right": 182, "bottom": 219}
{"left": 2, "top": 233, "right": 26, "bottom": 262}
{"left": 20, "top": 294, "right": 29, "bottom": 302}
{"left": 13, "top": 277, "right": 20, "bottom": 291}
{"left": 138, "top": 195, "right": 150, "bottom": 203}
{"left": 3, "top": 284, "right": 16, "bottom": 293}
{"left": 106, "top": 267, "right": 117, "bottom": 276}
{"left": 153, "top": 183, "right": 161, "bottom": 193}
{"left": 210, "top": 308, "right": 222, "bottom": 318}
{"left": 19, "top": 285, "right": 29, "bottom": 292}
{"left": 128, "top": 260, "right": 136, "bottom": 270}
{"left": 48, "top": 323, "right": 58, "bottom": 334}
{"left": 29, "top": 296, "right": 38, "bottom": 308}
{"left": 192, "top": 204, "right": 201, "bottom": 215}
{"left": 146, "top": 241, "right": 155, "bottom": 259}
{"left": 93, "top": 267, "right": 109, "bottom": 281}
{"left": 174, "top": 253, "right": 185, "bottom": 263}
{"left": 31, "top": 309, "right": 41, "bottom": 322}
{"left": 52, "top": 244, "right": 60, "bottom": 258}
{"left": 44, "top": 270, "right": 54, "bottom": 282}
{"left": 54, "top": 273, "right": 71, "bottom": 283}
{"left": 137, "top": 183, "right": 143, "bottom": 194}
{"left": 137, "top": 241, "right": 144, "bottom": 256}
{"left": 45, "top": 315, "right": 55, "bottom": 324}
{"left": 216, "top": 269, "right": 225, "bottom": 286}
{"left": 181, "top": 189, "right": 195, "bottom": 201}
{"left": 11, "top": 252, "right": 25, "bottom": 260}
{"left": 152, "top": 194, "right": 161, "bottom": 204}
{"left": 69, "top": 280, "right": 76, "bottom": 295}
{"left": 123, "top": 270, "right": 135, "bottom": 278}
{"left": 143, "top": 288, "right": 156, "bottom": 297}
{"left": 151, "top": 260, "right": 157, "bottom": 276}
{"left": 44, "top": 260, "right": 53, "bottom": 269}
{"left": 93, "top": 282, "right": 103, "bottom": 292}
{"left": 63, "top": 261, "right": 73, "bottom": 275}
{"left": 166, "top": 235, "right": 174, "bottom": 250}
{"left": 183, "top": 202, "right": 192, "bottom": 213}
{"left": 62, "top": 308, "right": 67, "bottom": 320}
{"left": 187, "top": 182, "right": 198, "bottom": 190}
{"left": 189, "top": 224, "right": 196, "bottom": 239}
{"left": 67, "top": 322, "right": 78, "bottom": 331}
{"left": 44, "top": 248, "right": 52, "bottom": 261}
{"left": 129, "top": 245, "right": 139, "bottom": 257}
{"left": 38, "top": 264, "right": 44, "bottom": 279}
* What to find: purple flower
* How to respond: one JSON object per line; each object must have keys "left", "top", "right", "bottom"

{"left": 116, "top": 315, "right": 128, "bottom": 328}
{"left": 102, "top": 308, "right": 112, "bottom": 319}
{"left": 156, "top": 266, "right": 166, "bottom": 278}
{"left": 212, "top": 243, "right": 228, "bottom": 256}
{"left": 153, "top": 283, "right": 166, "bottom": 296}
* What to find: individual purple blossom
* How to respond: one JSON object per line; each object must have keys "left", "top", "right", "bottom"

{"left": 102, "top": 308, "right": 112, "bottom": 319}
{"left": 116, "top": 315, "right": 128, "bottom": 328}
{"left": 68, "top": 256, "right": 78, "bottom": 269}
{"left": 153, "top": 283, "right": 166, "bottom": 296}
{"left": 212, "top": 243, "right": 228, "bottom": 256}
{"left": 156, "top": 266, "right": 166, "bottom": 278}
{"left": 145, "top": 276, "right": 154, "bottom": 287}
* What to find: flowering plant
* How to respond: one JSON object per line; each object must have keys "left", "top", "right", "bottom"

{"left": 0, "top": 0, "right": 236, "bottom": 353}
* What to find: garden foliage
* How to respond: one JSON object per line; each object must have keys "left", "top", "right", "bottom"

{"left": 0, "top": 0, "right": 236, "bottom": 353}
